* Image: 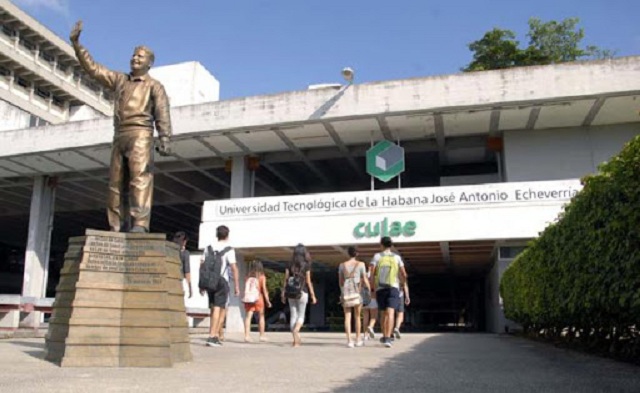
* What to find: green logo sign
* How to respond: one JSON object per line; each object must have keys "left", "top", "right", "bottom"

{"left": 353, "top": 218, "right": 416, "bottom": 239}
{"left": 366, "top": 140, "right": 405, "bottom": 182}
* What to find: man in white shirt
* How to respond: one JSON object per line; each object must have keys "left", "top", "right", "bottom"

{"left": 200, "top": 225, "right": 239, "bottom": 347}
{"left": 371, "top": 236, "right": 407, "bottom": 348}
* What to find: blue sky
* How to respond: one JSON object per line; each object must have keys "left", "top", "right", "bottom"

{"left": 13, "top": 0, "right": 640, "bottom": 100}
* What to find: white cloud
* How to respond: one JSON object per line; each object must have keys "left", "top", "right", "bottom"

{"left": 13, "top": 0, "right": 70, "bottom": 17}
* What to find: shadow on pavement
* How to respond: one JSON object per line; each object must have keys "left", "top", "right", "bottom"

{"left": 192, "top": 335, "right": 345, "bottom": 349}
{"left": 327, "top": 333, "right": 640, "bottom": 393}
{"left": 9, "top": 340, "right": 46, "bottom": 361}
{"left": 10, "top": 340, "right": 45, "bottom": 350}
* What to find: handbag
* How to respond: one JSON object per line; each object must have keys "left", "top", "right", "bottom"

{"left": 340, "top": 265, "right": 362, "bottom": 307}
{"left": 361, "top": 286, "right": 372, "bottom": 306}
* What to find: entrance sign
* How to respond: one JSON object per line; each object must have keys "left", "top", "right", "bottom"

{"left": 199, "top": 179, "right": 582, "bottom": 249}
{"left": 205, "top": 180, "right": 581, "bottom": 220}
{"left": 353, "top": 218, "right": 417, "bottom": 239}
{"left": 366, "top": 140, "right": 405, "bottom": 182}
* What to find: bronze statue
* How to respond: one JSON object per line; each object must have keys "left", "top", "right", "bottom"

{"left": 70, "top": 21, "right": 172, "bottom": 233}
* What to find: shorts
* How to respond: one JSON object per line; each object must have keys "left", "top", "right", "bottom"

{"left": 376, "top": 287, "right": 400, "bottom": 311}
{"left": 364, "top": 298, "right": 378, "bottom": 309}
{"left": 396, "top": 298, "right": 405, "bottom": 313}
{"left": 207, "top": 280, "right": 229, "bottom": 309}
{"left": 244, "top": 297, "right": 265, "bottom": 313}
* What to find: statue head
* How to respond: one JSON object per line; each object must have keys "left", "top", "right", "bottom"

{"left": 130, "top": 46, "right": 155, "bottom": 75}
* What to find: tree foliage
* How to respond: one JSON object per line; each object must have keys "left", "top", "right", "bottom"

{"left": 265, "top": 269, "right": 284, "bottom": 299}
{"left": 463, "top": 17, "right": 615, "bottom": 72}
{"left": 500, "top": 135, "right": 640, "bottom": 363}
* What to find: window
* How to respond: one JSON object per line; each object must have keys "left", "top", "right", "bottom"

{"left": 20, "top": 38, "right": 36, "bottom": 52}
{"left": 39, "top": 51, "right": 54, "bottom": 64}
{"left": 0, "top": 65, "right": 10, "bottom": 78}
{"left": 29, "top": 115, "right": 40, "bottom": 127}
{"left": 1, "top": 25, "right": 16, "bottom": 37}
{"left": 83, "top": 81, "right": 99, "bottom": 93}
{"left": 52, "top": 96, "right": 65, "bottom": 108}
{"left": 499, "top": 246, "right": 527, "bottom": 259}
{"left": 16, "top": 76, "right": 29, "bottom": 89}
{"left": 35, "top": 87, "right": 50, "bottom": 99}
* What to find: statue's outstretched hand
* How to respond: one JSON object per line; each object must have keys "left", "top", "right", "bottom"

{"left": 70, "top": 20, "right": 83, "bottom": 44}
{"left": 156, "top": 137, "right": 172, "bottom": 157}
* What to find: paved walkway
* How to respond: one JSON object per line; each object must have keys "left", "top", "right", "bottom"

{"left": 0, "top": 333, "right": 638, "bottom": 393}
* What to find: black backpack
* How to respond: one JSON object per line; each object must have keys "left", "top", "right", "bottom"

{"left": 198, "top": 246, "right": 232, "bottom": 292}
{"left": 285, "top": 267, "right": 305, "bottom": 299}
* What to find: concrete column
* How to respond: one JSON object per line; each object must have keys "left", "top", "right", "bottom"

{"left": 20, "top": 176, "right": 56, "bottom": 329}
{"left": 7, "top": 70, "right": 14, "bottom": 92}
{"left": 0, "top": 295, "right": 20, "bottom": 332}
{"left": 224, "top": 253, "right": 247, "bottom": 334}
{"left": 230, "top": 156, "right": 253, "bottom": 198}
{"left": 310, "top": 275, "right": 326, "bottom": 327}
{"left": 28, "top": 83, "right": 34, "bottom": 102}
{"left": 485, "top": 252, "right": 519, "bottom": 333}
{"left": 222, "top": 156, "right": 255, "bottom": 333}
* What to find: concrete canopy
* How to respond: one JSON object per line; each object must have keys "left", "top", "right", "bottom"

{"left": 0, "top": 56, "right": 639, "bottom": 249}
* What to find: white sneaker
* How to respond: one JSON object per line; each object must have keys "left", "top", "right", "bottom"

{"left": 355, "top": 341, "right": 364, "bottom": 347}
{"left": 347, "top": 342, "right": 355, "bottom": 348}
{"left": 367, "top": 327, "right": 375, "bottom": 339}
{"left": 393, "top": 328, "right": 401, "bottom": 339}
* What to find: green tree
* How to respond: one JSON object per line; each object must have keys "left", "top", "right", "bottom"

{"left": 464, "top": 28, "right": 521, "bottom": 71}
{"left": 264, "top": 269, "right": 284, "bottom": 299}
{"left": 463, "top": 17, "right": 615, "bottom": 72}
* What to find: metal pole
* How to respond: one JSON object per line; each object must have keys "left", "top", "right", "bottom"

{"left": 397, "top": 136, "right": 402, "bottom": 189}
{"left": 41, "top": 179, "right": 55, "bottom": 299}
{"left": 250, "top": 170, "right": 256, "bottom": 197}
{"left": 496, "top": 152, "right": 503, "bottom": 182}
{"left": 370, "top": 129, "right": 374, "bottom": 191}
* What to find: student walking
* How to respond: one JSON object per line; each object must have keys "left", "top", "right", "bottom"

{"left": 281, "top": 244, "right": 317, "bottom": 347}
{"left": 363, "top": 266, "right": 379, "bottom": 341}
{"left": 339, "top": 246, "right": 371, "bottom": 348}
{"left": 172, "top": 231, "right": 192, "bottom": 299}
{"left": 371, "top": 236, "right": 408, "bottom": 348}
{"left": 243, "top": 260, "right": 272, "bottom": 342}
{"left": 199, "top": 225, "right": 240, "bottom": 347}
{"left": 394, "top": 280, "right": 410, "bottom": 339}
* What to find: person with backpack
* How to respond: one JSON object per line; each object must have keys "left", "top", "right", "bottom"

{"left": 199, "top": 225, "right": 239, "bottom": 347}
{"left": 371, "top": 236, "right": 407, "bottom": 348}
{"left": 281, "top": 244, "right": 317, "bottom": 347}
{"left": 243, "top": 260, "right": 272, "bottom": 343}
{"left": 338, "top": 246, "right": 371, "bottom": 348}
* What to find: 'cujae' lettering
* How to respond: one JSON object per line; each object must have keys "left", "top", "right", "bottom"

{"left": 353, "top": 218, "right": 417, "bottom": 239}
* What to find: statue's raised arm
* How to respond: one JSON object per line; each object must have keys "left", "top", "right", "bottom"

{"left": 69, "top": 20, "right": 82, "bottom": 44}
{"left": 70, "top": 20, "right": 119, "bottom": 91}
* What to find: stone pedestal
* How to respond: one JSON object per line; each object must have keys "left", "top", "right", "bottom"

{"left": 45, "top": 229, "right": 192, "bottom": 367}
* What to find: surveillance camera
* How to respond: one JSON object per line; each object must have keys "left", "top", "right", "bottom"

{"left": 341, "top": 67, "right": 354, "bottom": 83}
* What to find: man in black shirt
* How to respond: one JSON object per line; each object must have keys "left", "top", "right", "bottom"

{"left": 173, "top": 231, "right": 192, "bottom": 298}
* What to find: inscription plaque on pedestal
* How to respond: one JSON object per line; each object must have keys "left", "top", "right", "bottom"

{"left": 45, "top": 229, "right": 192, "bottom": 367}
